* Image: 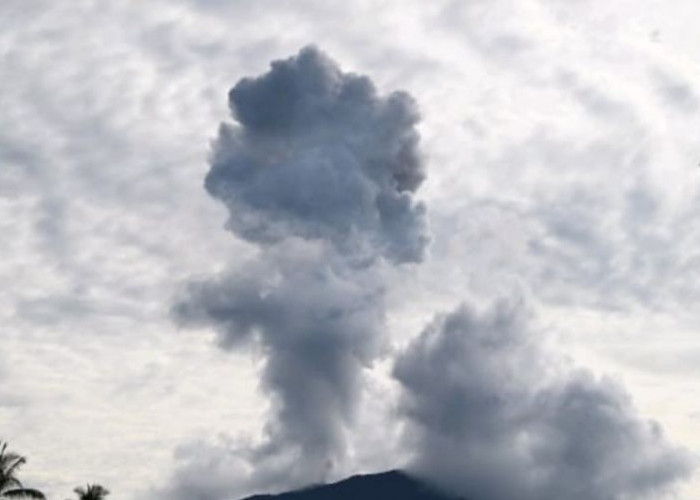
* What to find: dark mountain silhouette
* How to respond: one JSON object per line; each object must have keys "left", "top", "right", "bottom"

{"left": 242, "top": 470, "right": 464, "bottom": 500}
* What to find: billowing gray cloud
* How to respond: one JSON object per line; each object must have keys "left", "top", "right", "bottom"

{"left": 172, "top": 46, "right": 428, "bottom": 496}
{"left": 206, "top": 45, "right": 428, "bottom": 263}
{"left": 175, "top": 242, "right": 385, "bottom": 486}
{"left": 395, "top": 299, "right": 694, "bottom": 500}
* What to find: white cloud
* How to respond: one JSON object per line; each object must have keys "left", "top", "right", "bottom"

{"left": 2, "top": 0, "right": 700, "bottom": 498}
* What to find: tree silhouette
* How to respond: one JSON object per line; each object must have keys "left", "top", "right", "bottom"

{"left": 0, "top": 441, "right": 45, "bottom": 499}
{"left": 70, "top": 484, "right": 109, "bottom": 500}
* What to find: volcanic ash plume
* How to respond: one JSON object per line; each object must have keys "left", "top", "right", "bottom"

{"left": 174, "top": 46, "right": 428, "bottom": 492}
{"left": 394, "top": 299, "right": 694, "bottom": 500}
{"left": 205, "top": 45, "right": 427, "bottom": 263}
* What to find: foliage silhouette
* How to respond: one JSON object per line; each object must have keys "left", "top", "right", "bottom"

{"left": 0, "top": 441, "right": 45, "bottom": 499}
{"left": 69, "top": 484, "right": 110, "bottom": 500}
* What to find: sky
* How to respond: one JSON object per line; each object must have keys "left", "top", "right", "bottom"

{"left": 3, "top": 1, "right": 700, "bottom": 499}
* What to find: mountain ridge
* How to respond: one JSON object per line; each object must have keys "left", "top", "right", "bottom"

{"left": 241, "top": 469, "right": 464, "bottom": 500}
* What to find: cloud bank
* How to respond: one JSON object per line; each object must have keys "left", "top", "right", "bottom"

{"left": 395, "top": 299, "right": 694, "bottom": 500}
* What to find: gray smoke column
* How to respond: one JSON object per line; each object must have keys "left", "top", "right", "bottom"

{"left": 205, "top": 45, "right": 427, "bottom": 263}
{"left": 394, "top": 299, "right": 694, "bottom": 500}
{"left": 174, "top": 46, "right": 428, "bottom": 492}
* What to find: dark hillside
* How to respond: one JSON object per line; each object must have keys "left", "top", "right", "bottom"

{"left": 242, "top": 470, "right": 464, "bottom": 500}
